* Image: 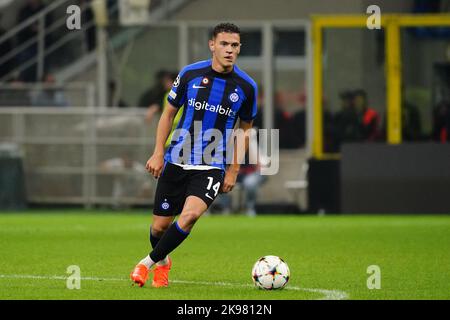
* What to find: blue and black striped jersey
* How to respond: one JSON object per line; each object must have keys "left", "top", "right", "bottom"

{"left": 165, "top": 59, "right": 258, "bottom": 171}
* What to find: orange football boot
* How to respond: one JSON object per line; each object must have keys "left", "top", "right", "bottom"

{"left": 130, "top": 264, "right": 150, "bottom": 287}
{"left": 152, "top": 256, "right": 172, "bottom": 288}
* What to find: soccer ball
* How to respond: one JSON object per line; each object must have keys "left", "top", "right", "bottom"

{"left": 251, "top": 255, "right": 290, "bottom": 290}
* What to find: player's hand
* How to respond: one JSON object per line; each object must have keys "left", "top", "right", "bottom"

{"left": 221, "top": 169, "right": 238, "bottom": 193}
{"left": 146, "top": 153, "right": 164, "bottom": 178}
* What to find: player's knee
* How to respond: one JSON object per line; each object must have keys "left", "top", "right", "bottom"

{"left": 152, "top": 222, "right": 170, "bottom": 236}
{"left": 180, "top": 210, "right": 201, "bottom": 226}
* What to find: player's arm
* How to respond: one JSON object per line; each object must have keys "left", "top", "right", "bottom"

{"left": 222, "top": 80, "right": 258, "bottom": 193}
{"left": 221, "top": 119, "right": 253, "bottom": 193}
{"left": 146, "top": 102, "right": 178, "bottom": 178}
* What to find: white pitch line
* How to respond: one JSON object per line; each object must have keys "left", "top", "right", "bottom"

{"left": 0, "top": 274, "right": 349, "bottom": 300}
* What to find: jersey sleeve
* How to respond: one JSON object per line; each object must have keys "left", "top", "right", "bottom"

{"left": 167, "top": 68, "right": 189, "bottom": 109}
{"left": 238, "top": 83, "right": 258, "bottom": 122}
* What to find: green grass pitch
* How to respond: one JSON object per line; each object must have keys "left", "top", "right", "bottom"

{"left": 0, "top": 211, "right": 449, "bottom": 300}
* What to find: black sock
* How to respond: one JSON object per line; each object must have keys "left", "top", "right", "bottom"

{"left": 149, "top": 222, "right": 189, "bottom": 263}
{"left": 149, "top": 227, "right": 160, "bottom": 249}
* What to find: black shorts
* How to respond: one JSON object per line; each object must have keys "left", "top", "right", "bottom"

{"left": 153, "top": 162, "right": 225, "bottom": 216}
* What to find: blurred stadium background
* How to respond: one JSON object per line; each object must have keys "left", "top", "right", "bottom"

{"left": 0, "top": 0, "right": 449, "bottom": 215}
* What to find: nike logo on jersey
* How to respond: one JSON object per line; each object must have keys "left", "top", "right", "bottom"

{"left": 205, "top": 193, "right": 214, "bottom": 200}
{"left": 192, "top": 84, "right": 206, "bottom": 89}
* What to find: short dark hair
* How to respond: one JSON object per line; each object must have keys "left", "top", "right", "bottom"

{"left": 212, "top": 22, "right": 241, "bottom": 39}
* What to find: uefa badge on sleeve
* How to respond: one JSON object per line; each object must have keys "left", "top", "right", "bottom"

{"left": 173, "top": 75, "right": 180, "bottom": 88}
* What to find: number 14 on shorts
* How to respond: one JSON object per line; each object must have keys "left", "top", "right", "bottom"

{"left": 206, "top": 177, "right": 221, "bottom": 200}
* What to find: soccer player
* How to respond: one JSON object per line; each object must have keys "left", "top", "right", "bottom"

{"left": 130, "top": 22, "right": 258, "bottom": 287}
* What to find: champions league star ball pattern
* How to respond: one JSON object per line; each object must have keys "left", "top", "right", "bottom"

{"left": 252, "top": 255, "right": 290, "bottom": 290}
